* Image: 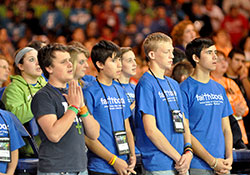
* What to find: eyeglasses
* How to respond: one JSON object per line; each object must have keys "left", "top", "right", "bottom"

{"left": 0, "top": 65, "right": 10, "bottom": 71}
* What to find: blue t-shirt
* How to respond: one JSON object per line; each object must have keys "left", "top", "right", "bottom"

{"left": 83, "top": 80, "right": 132, "bottom": 174}
{"left": 0, "top": 110, "right": 25, "bottom": 173}
{"left": 180, "top": 77, "right": 233, "bottom": 170}
{"left": 135, "top": 72, "right": 185, "bottom": 171}
{"left": 113, "top": 81, "right": 141, "bottom": 154}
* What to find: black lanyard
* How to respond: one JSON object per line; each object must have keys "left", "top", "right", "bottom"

{"left": 27, "top": 81, "right": 43, "bottom": 99}
{"left": 116, "top": 79, "right": 135, "bottom": 104}
{"left": 148, "top": 68, "right": 180, "bottom": 111}
{"left": 96, "top": 79, "right": 126, "bottom": 132}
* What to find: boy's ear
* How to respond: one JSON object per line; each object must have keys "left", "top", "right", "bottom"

{"left": 148, "top": 51, "right": 155, "bottom": 60}
{"left": 192, "top": 54, "right": 199, "bottom": 64}
{"left": 96, "top": 61, "right": 104, "bottom": 70}
{"left": 45, "top": 66, "right": 53, "bottom": 74}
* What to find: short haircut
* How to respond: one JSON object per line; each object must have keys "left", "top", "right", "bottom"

{"left": 173, "top": 47, "right": 187, "bottom": 65}
{"left": 217, "top": 50, "right": 226, "bottom": 58}
{"left": 143, "top": 32, "right": 172, "bottom": 62}
{"left": 120, "top": 47, "right": 132, "bottom": 60}
{"left": 38, "top": 43, "right": 68, "bottom": 79}
{"left": 172, "top": 60, "right": 193, "bottom": 83}
{"left": 185, "top": 38, "right": 214, "bottom": 68}
{"left": 228, "top": 48, "right": 245, "bottom": 59}
{"left": 91, "top": 40, "right": 120, "bottom": 72}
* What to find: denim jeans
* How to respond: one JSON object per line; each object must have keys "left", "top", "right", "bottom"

{"left": 37, "top": 170, "right": 88, "bottom": 175}
{"left": 145, "top": 170, "right": 177, "bottom": 175}
{"left": 189, "top": 168, "right": 231, "bottom": 175}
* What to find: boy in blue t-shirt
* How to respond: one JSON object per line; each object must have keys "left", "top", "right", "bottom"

{"left": 180, "top": 38, "right": 233, "bottom": 175}
{"left": 83, "top": 40, "right": 136, "bottom": 175}
{"left": 0, "top": 109, "right": 25, "bottom": 174}
{"left": 135, "top": 32, "right": 193, "bottom": 175}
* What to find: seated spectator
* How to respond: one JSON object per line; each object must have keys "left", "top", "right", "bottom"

{"left": 213, "top": 29, "right": 232, "bottom": 57}
{"left": 0, "top": 109, "right": 25, "bottom": 174}
{"left": 0, "top": 55, "right": 10, "bottom": 99}
{"left": 2, "top": 47, "right": 47, "bottom": 157}
{"left": 211, "top": 51, "right": 249, "bottom": 146}
{"left": 172, "top": 60, "right": 194, "bottom": 83}
{"left": 171, "top": 20, "right": 198, "bottom": 51}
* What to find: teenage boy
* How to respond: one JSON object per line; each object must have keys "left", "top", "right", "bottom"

{"left": 0, "top": 109, "right": 25, "bottom": 174}
{"left": 225, "top": 48, "right": 250, "bottom": 136}
{"left": 135, "top": 32, "right": 192, "bottom": 175}
{"left": 83, "top": 40, "right": 136, "bottom": 175}
{"left": 180, "top": 38, "right": 233, "bottom": 175}
{"left": 31, "top": 43, "right": 100, "bottom": 175}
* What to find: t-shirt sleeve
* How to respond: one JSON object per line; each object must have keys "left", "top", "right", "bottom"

{"left": 136, "top": 82, "right": 155, "bottom": 117}
{"left": 31, "top": 91, "right": 56, "bottom": 119}
{"left": 9, "top": 117, "right": 25, "bottom": 151}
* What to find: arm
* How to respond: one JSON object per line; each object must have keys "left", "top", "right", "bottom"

{"left": 37, "top": 80, "right": 82, "bottom": 143}
{"left": 125, "top": 118, "right": 136, "bottom": 171}
{"left": 222, "top": 116, "right": 233, "bottom": 167}
{"left": 142, "top": 113, "right": 181, "bottom": 163}
{"left": 85, "top": 136, "right": 131, "bottom": 175}
{"left": 81, "top": 113, "right": 100, "bottom": 140}
{"left": 175, "top": 115, "right": 192, "bottom": 174}
{"left": 4, "top": 149, "right": 19, "bottom": 175}
{"left": 2, "top": 85, "right": 33, "bottom": 124}
{"left": 191, "top": 131, "right": 231, "bottom": 173}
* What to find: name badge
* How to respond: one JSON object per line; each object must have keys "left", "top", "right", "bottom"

{"left": 113, "top": 130, "right": 130, "bottom": 155}
{"left": 0, "top": 137, "right": 11, "bottom": 162}
{"left": 171, "top": 110, "right": 185, "bottom": 133}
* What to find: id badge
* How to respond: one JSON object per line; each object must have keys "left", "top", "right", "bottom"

{"left": 0, "top": 137, "right": 11, "bottom": 162}
{"left": 113, "top": 130, "right": 130, "bottom": 155}
{"left": 171, "top": 110, "right": 185, "bottom": 133}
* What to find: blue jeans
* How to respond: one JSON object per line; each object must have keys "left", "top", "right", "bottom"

{"left": 190, "top": 169, "right": 215, "bottom": 175}
{"left": 38, "top": 170, "right": 88, "bottom": 175}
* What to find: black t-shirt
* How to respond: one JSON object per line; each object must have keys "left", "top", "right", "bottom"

{"left": 31, "top": 84, "right": 87, "bottom": 173}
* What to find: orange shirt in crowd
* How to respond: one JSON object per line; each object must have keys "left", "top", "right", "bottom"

{"left": 211, "top": 75, "right": 249, "bottom": 144}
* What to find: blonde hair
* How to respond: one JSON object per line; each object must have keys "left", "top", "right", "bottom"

{"left": 143, "top": 32, "right": 172, "bottom": 62}
{"left": 68, "top": 41, "right": 90, "bottom": 77}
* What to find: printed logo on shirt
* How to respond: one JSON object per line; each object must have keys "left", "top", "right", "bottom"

{"left": 101, "top": 96, "right": 125, "bottom": 110}
{"left": 126, "top": 92, "right": 135, "bottom": 103}
{"left": 0, "top": 124, "right": 8, "bottom": 135}
{"left": 158, "top": 90, "right": 177, "bottom": 102}
{"left": 196, "top": 93, "right": 224, "bottom": 106}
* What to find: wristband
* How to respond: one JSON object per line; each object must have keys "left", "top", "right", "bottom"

{"left": 210, "top": 158, "right": 218, "bottom": 169}
{"left": 80, "top": 111, "right": 89, "bottom": 118}
{"left": 71, "top": 105, "right": 80, "bottom": 110}
{"left": 184, "top": 142, "right": 192, "bottom": 148}
{"left": 185, "top": 150, "right": 193, "bottom": 158}
{"left": 108, "top": 155, "right": 117, "bottom": 165}
{"left": 110, "top": 155, "right": 117, "bottom": 166}
{"left": 80, "top": 105, "right": 88, "bottom": 115}
{"left": 68, "top": 106, "right": 79, "bottom": 115}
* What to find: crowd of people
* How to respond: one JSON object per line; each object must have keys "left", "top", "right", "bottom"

{"left": 0, "top": 0, "right": 250, "bottom": 175}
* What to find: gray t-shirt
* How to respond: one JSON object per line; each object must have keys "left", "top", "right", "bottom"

{"left": 31, "top": 84, "right": 87, "bottom": 173}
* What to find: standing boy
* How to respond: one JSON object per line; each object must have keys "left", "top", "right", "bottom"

{"left": 135, "top": 32, "right": 192, "bottom": 175}
{"left": 180, "top": 38, "right": 233, "bottom": 175}
{"left": 31, "top": 43, "right": 100, "bottom": 175}
{"left": 83, "top": 40, "right": 136, "bottom": 175}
